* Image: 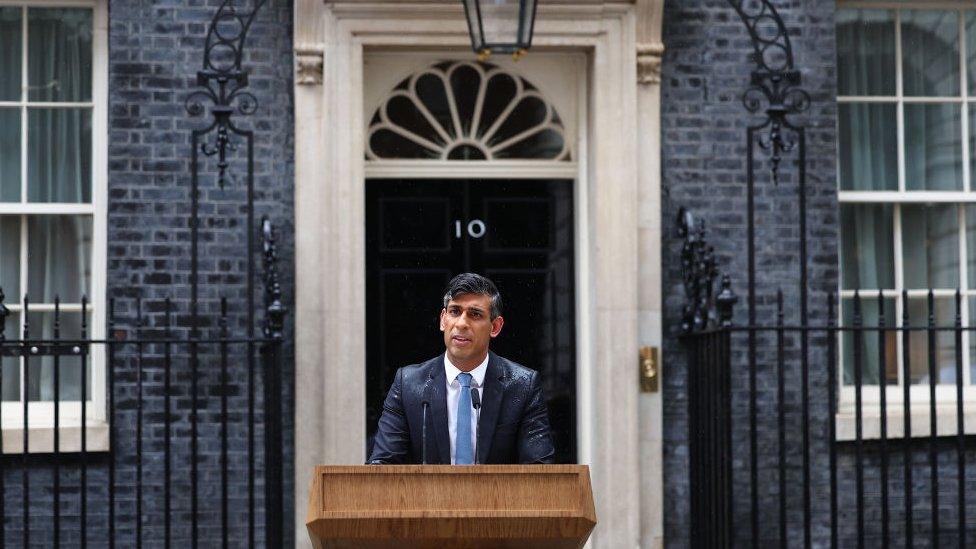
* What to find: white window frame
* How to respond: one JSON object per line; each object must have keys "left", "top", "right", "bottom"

{"left": 0, "top": 0, "right": 107, "bottom": 452}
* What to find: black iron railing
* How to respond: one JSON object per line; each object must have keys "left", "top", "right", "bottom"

{"left": 0, "top": 219, "right": 285, "bottom": 548}
{"left": 686, "top": 294, "right": 976, "bottom": 548}
{"left": 680, "top": 210, "right": 976, "bottom": 548}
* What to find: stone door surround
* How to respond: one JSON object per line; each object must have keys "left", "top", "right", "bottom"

{"left": 292, "top": 1, "right": 663, "bottom": 547}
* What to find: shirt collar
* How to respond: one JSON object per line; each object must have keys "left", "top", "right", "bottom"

{"left": 444, "top": 352, "right": 489, "bottom": 388}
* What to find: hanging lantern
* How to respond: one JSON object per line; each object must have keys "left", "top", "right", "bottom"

{"left": 461, "top": 0, "right": 538, "bottom": 60}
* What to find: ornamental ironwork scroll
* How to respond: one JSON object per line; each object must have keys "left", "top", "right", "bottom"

{"left": 727, "top": 0, "right": 810, "bottom": 187}
{"left": 185, "top": 0, "right": 267, "bottom": 190}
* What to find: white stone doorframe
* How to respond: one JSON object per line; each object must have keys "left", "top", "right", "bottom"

{"left": 292, "top": 1, "right": 665, "bottom": 547}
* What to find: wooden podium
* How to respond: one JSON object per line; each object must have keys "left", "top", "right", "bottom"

{"left": 306, "top": 465, "right": 597, "bottom": 548}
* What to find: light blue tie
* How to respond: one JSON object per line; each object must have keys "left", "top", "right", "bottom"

{"left": 455, "top": 372, "right": 474, "bottom": 465}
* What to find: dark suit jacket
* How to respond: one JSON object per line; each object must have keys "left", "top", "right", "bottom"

{"left": 368, "top": 352, "right": 555, "bottom": 464}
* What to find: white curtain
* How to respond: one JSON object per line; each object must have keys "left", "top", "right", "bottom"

{"left": 836, "top": 9, "right": 896, "bottom": 97}
{"left": 901, "top": 10, "right": 959, "bottom": 98}
{"left": 904, "top": 104, "right": 962, "bottom": 191}
{"left": 841, "top": 205, "right": 894, "bottom": 385}
{"left": 27, "top": 7, "right": 91, "bottom": 203}
{"left": 0, "top": 8, "right": 22, "bottom": 401}
{"left": 0, "top": 8, "right": 21, "bottom": 202}
{"left": 838, "top": 103, "right": 897, "bottom": 191}
{"left": 17, "top": 8, "right": 93, "bottom": 402}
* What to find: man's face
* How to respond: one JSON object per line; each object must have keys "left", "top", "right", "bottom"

{"left": 439, "top": 293, "right": 504, "bottom": 371}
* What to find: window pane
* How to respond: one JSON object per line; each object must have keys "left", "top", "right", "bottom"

{"left": 902, "top": 204, "right": 959, "bottom": 288}
{"left": 0, "top": 216, "right": 18, "bottom": 299}
{"left": 968, "top": 107, "right": 976, "bottom": 189}
{"left": 1, "top": 313, "right": 19, "bottom": 401}
{"left": 965, "top": 206, "right": 976, "bottom": 289}
{"left": 905, "top": 104, "right": 962, "bottom": 190}
{"left": 415, "top": 73, "right": 454, "bottom": 140}
{"left": 840, "top": 204, "right": 894, "bottom": 290}
{"left": 493, "top": 129, "right": 565, "bottom": 160}
{"left": 837, "top": 9, "right": 896, "bottom": 96}
{"left": 27, "top": 107, "right": 91, "bottom": 203}
{"left": 27, "top": 8, "right": 92, "bottom": 102}
{"left": 0, "top": 108, "right": 19, "bottom": 202}
{"left": 902, "top": 10, "right": 960, "bottom": 97}
{"left": 27, "top": 215, "right": 91, "bottom": 303}
{"left": 838, "top": 103, "right": 897, "bottom": 190}
{"left": 907, "top": 297, "right": 957, "bottom": 384}
{"left": 842, "top": 296, "right": 897, "bottom": 385}
{"left": 25, "top": 312, "right": 88, "bottom": 402}
{"left": 970, "top": 297, "right": 976, "bottom": 384}
{"left": 966, "top": 12, "right": 976, "bottom": 95}
{"left": 0, "top": 8, "right": 22, "bottom": 101}
{"left": 478, "top": 0, "right": 520, "bottom": 47}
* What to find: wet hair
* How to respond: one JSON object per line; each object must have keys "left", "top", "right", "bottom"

{"left": 442, "top": 273, "right": 503, "bottom": 319}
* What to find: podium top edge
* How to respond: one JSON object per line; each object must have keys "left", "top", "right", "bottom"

{"left": 312, "top": 464, "right": 591, "bottom": 474}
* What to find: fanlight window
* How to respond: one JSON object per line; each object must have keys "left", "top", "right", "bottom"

{"left": 367, "top": 61, "right": 570, "bottom": 161}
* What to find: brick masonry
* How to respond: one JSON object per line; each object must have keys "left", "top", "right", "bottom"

{"left": 661, "top": 0, "right": 840, "bottom": 546}
{"left": 2, "top": 0, "right": 295, "bottom": 546}
{"left": 663, "top": 1, "right": 976, "bottom": 547}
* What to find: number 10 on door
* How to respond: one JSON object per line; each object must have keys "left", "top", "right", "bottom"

{"left": 454, "top": 219, "right": 486, "bottom": 239}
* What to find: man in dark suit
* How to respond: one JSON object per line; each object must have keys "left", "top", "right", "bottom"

{"left": 368, "top": 273, "right": 555, "bottom": 465}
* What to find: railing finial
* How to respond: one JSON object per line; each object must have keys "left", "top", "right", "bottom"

{"left": 0, "top": 288, "right": 7, "bottom": 341}
{"left": 678, "top": 207, "right": 731, "bottom": 333}
{"left": 716, "top": 275, "right": 737, "bottom": 327}
{"left": 262, "top": 216, "right": 287, "bottom": 340}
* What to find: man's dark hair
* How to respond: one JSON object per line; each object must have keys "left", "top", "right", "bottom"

{"left": 442, "top": 273, "right": 503, "bottom": 319}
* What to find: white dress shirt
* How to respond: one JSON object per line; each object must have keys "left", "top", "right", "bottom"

{"left": 444, "top": 353, "right": 488, "bottom": 464}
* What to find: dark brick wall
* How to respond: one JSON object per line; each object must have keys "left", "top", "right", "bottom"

{"left": 661, "top": 0, "right": 839, "bottom": 547}
{"left": 1, "top": 0, "right": 294, "bottom": 546}
{"left": 663, "top": 2, "right": 976, "bottom": 547}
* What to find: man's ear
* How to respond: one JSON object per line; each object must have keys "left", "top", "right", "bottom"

{"left": 490, "top": 315, "right": 504, "bottom": 338}
{"left": 439, "top": 308, "right": 447, "bottom": 331}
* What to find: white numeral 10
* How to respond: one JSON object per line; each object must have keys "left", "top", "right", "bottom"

{"left": 455, "top": 219, "right": 486, "bottom": 239}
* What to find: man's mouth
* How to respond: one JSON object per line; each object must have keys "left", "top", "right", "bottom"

{"left": 451, "top": 335, "right": 472, "bottom": 345}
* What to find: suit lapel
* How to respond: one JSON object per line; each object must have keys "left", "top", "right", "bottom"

{"left": 477, "top": 352, "right": 505, "bottom": 464}
{"left": 428, "top": 357, "right": 451, "bottom": 464}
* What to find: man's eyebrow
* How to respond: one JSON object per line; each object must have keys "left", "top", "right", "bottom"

{"left": 451, "top": 304, "right": 486, "bottom": 314}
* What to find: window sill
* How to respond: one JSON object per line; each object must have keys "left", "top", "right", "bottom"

{"left": 836, "top": 405, "right": 976, "bottom": 441}
{"left": 0, "top": 422, "right": 109, "bottom": 454}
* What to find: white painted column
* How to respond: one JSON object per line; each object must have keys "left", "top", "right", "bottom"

{"left": 635, "top": 2, "right": 666, "bottom": 547}
{"left": 293, "top": 3, "right": 368, "bottom": 546}
{"left": 584, "top": 9, "right": 643, "bottom": 549}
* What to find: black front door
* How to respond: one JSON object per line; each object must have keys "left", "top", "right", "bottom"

{"left": 365, "top": 178, "right": 576, "bottom": 463}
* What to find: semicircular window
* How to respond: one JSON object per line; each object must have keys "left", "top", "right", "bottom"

{"left": 367, "top": 61, "right": 570, "bottom": 161}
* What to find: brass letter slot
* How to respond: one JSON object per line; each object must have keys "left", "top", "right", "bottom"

{"left": 639, "top": 346, "right": 659, "bottom": 393}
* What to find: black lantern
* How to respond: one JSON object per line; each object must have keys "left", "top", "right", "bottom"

{"left": 461, "top": 0, "right": 538, "bottom": 59}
